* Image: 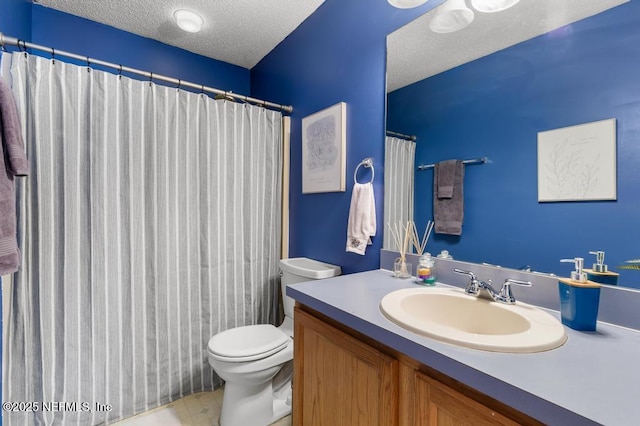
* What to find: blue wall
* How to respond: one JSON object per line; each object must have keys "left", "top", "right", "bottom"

{"left": 0, "top": 0, "right": 31, "bottom": 41}
{"left": 387, "top": 1, "right": 640, "bottom": 285}
{"left": 27, "top": 5, "right": 250, "bottom": 94}
{"left": 252, "top": 0, "right": 439, "bottom": 274}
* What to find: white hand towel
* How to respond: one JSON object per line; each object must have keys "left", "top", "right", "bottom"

{"left": 346, "top": 182, "right": 376, "bottom": 255}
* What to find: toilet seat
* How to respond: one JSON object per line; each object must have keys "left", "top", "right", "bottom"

{"left": 208, "top": 324, "right": 290, "bottom": 362}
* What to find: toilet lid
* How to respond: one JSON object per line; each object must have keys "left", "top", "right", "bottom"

{"left": 208, "top": 324, "right": 290, "bottom": 361}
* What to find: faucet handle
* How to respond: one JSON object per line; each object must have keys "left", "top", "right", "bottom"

{"left": 497, "top": 278, "right": 532, "bottom": 304}
{"left": 454, "top": 268, "right": 478, "bottom": 282}
{"left": 454, "top": 268, "right": 480, "bottom": 294}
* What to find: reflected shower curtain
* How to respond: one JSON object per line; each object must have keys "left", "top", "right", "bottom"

{"left": 2, "top": 52, "right": 282, "bottom": 425}
{"left": 383, "top": 136, "right": 416, "bottom": 250}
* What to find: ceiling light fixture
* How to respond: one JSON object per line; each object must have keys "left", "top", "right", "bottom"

{"left": 174, "top": 9, "right": 204, "bottom": 33}
{"left": 387, "top": 0, "right": 430, "bottom": 9}
{"left": 470, "top": 0, "right": 520, "bottom": 13}
{"left": 429, "top": 0, "right": 474, "bottom": 34}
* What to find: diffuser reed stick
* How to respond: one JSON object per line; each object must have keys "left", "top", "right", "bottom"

{"left": 423, "top": 220, "right": 434, "bottom": 250}
{"left": 402, "top": 221, "right": 411, "bottom": 259}
{"left": 387, "top": 220, "right": 412, "bottom": 261}
{"left": 409, "top": 220, "right": 434, "bottom": 256}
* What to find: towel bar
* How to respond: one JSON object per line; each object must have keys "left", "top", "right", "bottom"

{"left": 418, "top": 156, "right": 487, "bottom": 171}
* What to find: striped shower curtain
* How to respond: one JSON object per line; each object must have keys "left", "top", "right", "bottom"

{"left": 2, "top": 52, "right": 282, "bottom": 425}
{"left": 383, "top": 136, "right": 416, "bottom": 250}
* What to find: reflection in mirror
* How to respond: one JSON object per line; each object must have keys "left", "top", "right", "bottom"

{"left": 383, "top": 135, "right": 416, "bottom": 250}
{"left": 385, "top": 0, "right": 640, "bottom": 289}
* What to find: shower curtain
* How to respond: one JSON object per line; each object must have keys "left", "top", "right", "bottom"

{"left": 2, "top": 52, "right": 283, "bottom": 425}
{"left": 383, "top": 136, "right": 416, "bottom": 250}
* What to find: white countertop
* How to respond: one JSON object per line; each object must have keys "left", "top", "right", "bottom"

{"left": 287, "top": 269, "right": 640, "bottom": 426}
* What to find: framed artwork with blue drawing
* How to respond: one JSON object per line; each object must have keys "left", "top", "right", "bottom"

{"left": 302, "top": 102, "right": 347, "bottom": 194}
{"left": 537, "top": 118, "right": 617, "bottom": 202}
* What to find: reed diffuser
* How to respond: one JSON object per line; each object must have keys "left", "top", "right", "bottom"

{"left": 387, "top": 220, "right": 413, "bottom": 278}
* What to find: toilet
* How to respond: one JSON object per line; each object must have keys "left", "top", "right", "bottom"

{"left": 207, "top": 257, "right": 341, "bottom": 426}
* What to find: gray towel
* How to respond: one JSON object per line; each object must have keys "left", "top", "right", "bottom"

{"left": 436, "top": 159, "right": 457, "bottom": 198}
{"left": 0, "top": 76, "right": 29, "bottom": 275}
{"left": 434, "top": 160, "right": 464, "bottom": 235}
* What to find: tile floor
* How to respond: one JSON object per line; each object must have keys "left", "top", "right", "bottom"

{"left": 112, "top": 388, "right": 292, "bottom": 426}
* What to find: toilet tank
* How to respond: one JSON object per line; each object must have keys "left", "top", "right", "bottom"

{"left": 279, "top": 257, "right": 341, "bottom": 319}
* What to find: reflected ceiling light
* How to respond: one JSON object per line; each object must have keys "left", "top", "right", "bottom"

{"left": 470, "top": 0, "right": 520, "bottom": 13}
{"left": 387, "top": 0, "right": 429, "bottom": 9}
{"left": 174, "top": 9, "right": 204, "bottom": 33}
{"left": 429, "top": 0, "right": 474, "bottom": 33}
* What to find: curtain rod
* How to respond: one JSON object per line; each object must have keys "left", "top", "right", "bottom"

{"left": 386, "top": 130, "right": 417, "bottom": 141}
{"left": 418, "top": 156, "right": 487, "bottom": 171}
{"left": 0, "top": 32, "right": 293, "bottom": 114}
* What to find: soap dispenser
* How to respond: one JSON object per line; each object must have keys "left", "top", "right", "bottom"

{"left": 558, "top": 257, "right": 601, "bottom": 331}
{"left": 584, "top": 250, "right": 619, "bottom": 285}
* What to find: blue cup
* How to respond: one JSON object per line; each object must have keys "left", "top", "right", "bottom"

{"left": 558, "top": 280, "right": 601, "bottom": 331}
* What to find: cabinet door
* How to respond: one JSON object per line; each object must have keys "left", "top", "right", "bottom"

{"left": 293, "top": 307, "right": 398, "bottom": 426}
{"left": 413, "top": 370, "right": 519, "bottom": 426}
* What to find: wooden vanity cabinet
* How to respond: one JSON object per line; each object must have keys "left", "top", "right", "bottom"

{"left": 400, "top": 363, "right": 520, "bottom": 426}
{"left": 293, "top": 304, "right": 541, "bottom": 426}
{"left": 292, "top": 306, "right": 398, "bottom": 425}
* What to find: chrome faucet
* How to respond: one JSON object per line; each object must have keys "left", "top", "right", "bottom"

{"left": 454, "top": 268, "right": 532, "bottom": 304}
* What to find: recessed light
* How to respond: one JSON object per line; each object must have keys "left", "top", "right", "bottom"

{"left": 471, "top": 0, "right": 520, "bottom": 13}
{"left": 388, "top": 0, "right": 430, "bottom": 9}
{"left": 174, "top": 9, "right": 204, "bottom": 33}
{"left": 429, "top": 0, "right": 474, "bottom": 33}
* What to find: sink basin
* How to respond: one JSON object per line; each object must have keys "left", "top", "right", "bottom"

{"left": 380, "top": 287, "right": 567, "bottom": 353}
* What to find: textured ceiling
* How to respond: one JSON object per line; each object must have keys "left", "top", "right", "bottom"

{"left": 34, "top": 0, "right": 325, "bottom": 69}
{"left": 387, "top": 0, "right": 628, "bottom": 92}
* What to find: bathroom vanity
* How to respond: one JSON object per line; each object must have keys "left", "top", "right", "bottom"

{"left": 293, "top": 305, "right": 534, "bottom": 425}
{"left": 287, "top": 269, "right": 640, "bottom": 425}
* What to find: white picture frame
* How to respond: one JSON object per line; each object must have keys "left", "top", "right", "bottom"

{"left": 302, "top": 102, "right": 347, "bottom": 193}
{"left": 537, "top": 118, "right": 617, "bottom": 202}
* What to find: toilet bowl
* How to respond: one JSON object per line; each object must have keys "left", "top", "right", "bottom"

{"left": 207, "top": 257, "right": 341, "bottom": 426}
{"left": 208, "top": 324, "right": 294, "bottom": 426}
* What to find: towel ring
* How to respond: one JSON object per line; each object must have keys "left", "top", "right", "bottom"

{"left": 354, "top": 158, "right": 374, "bottom": 184}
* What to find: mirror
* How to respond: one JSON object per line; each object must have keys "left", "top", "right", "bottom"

{"left": 385, "top": 0, "right": 640, "bottom": 289}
